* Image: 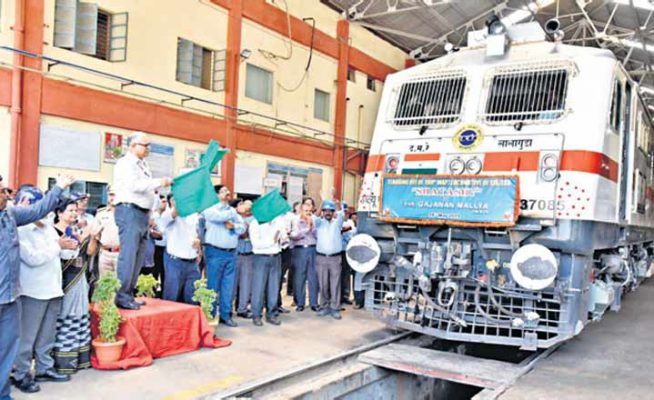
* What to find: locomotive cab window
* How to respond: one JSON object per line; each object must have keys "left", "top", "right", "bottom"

{"left": 484, "top": 67, "right": 569, "bottom": 123}
{"left": 610, "top": 80, "right": 622, "bottom": 133}
{"left": 392, "top": 72, "right": 466, "bottom": 127}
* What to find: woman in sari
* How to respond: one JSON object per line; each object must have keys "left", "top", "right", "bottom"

{"left": 52, "top": 200, "right": 99, "bottom": 374}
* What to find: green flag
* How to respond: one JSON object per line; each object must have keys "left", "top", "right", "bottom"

{"left": 171, "top": 167, "right": 218, "bottom": 217}
{"left": 252, "top": 189, "right": 291, "bottom": 224}
{"left": 200, "top": 140, "right": 228, "bottom": 172}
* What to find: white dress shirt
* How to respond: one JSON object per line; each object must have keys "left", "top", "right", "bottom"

{"left": 17, "top": 222, "right": 64, "bottom": 300}
{"left": 158, "top": 209, "right": 199, "bottom": 260}
{"left": 249, "top": 216, "right": 287, "bottom": 255}
{"left": 113, "top": 152, "right": 160, "bottom": 209}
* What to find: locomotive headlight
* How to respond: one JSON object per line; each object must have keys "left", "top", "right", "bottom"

{"left": 540, "top": 153, "right": 559, "bottom": 182}
{"left": 465, "top": 157, "right": 483, "bottom": 174}
{"left": 449, "top": 158, "right": 465, "bottom": 174}
{"left": 541, "top": 167, "right": 558, "bottom": 182}
{"left": 509, "top": 244, "right": 558, "bottom": 291}
{"left": 346, "top": 234, "right": 381, "bottom": 273}
{"left": 542, "top": 153, "right": 558, "bottom": 168}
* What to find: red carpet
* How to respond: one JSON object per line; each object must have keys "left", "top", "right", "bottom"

{"left": 90, "top": 298, "right": 231, "bottom": 370}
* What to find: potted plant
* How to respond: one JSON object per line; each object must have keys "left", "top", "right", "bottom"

{"left": 136, "top": 274, "right": 159, "bottom": 298}
{"left": 192, "top": 278, "right": 218, "bottom": 332}
{"left": 91, "top": 272, "right": 126, "bottom": 365}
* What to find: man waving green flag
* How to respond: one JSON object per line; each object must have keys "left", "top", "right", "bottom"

{"left": 172, "top": 140, "right": 228, "bottom": 217}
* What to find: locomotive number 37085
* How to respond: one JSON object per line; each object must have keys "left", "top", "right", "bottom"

{"left": 519, "top": 199, "right": 565, "bottom": 211}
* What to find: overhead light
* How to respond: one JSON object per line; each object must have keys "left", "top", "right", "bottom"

{"left": 486, "top": 14, "right": 506, "bottom": 35}
{"left": 240, "top": 48, "right": 252, "bottom": 61}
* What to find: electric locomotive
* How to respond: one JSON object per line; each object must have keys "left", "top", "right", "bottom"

{"left": 345, "top": 19, "right": 654, "bottom": 349}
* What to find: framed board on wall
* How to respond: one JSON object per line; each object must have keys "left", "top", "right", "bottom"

{"left": 147, "top": 143, "right": 175, "bottom": 178}
{"left": 235, "top": 164, "right": 264, "bottom": 195}
{"left": 39, "top": 125, "right": 101, "bottom": 172}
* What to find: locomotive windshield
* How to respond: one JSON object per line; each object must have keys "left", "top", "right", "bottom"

{"left": 484, "top": 68, "right": 569, "bottom": 123}
{"left": 392, "top": 72, "right": 466, "bottom": 127}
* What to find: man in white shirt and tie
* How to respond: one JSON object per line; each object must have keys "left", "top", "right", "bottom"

{"left": 113, "top": 132, "right": 171, "bottom": 310}
{"left": 157, "top": 195, "right": 201, "bottom": 304}
{"left": 249, "top": 215, "right": 288, "bottom": 327}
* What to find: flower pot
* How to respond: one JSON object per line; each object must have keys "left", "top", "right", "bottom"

{"left": 208, "top": 319, "right": 219, "bottom": 335}
{"left": 92, "top": 336, "right": 126, "bottom": 365}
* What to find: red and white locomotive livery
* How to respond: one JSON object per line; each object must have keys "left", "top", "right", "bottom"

{"left": 346, "top": 20, "right": 654, "bottom": 349}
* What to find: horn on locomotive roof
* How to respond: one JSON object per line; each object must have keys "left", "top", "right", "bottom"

{"left": 544, "top": 18, "right": 564, "bottom": 42}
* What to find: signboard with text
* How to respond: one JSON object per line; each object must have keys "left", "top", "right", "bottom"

{"left": 380, "top": 175, "right": 520, "bottom": 227}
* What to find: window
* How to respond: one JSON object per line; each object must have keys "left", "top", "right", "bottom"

{"left": 314, "top": 89, "right": 330, "bottom": 122}
{"left": 633, "top": 169, "right": 646, "bottom": 214}
{"left": 366, "top": 75, "right": 376, "bottom": 91}
{"left": 610, "top": 80, "right": 623, "bottom": 132}
{"left": 54, "top": 0, "right": 128, "bottom": 62}
{"left": 175, "top": 38, "right": 225, "bottom": 91}
{"left": 637, "top": 111, "right": 652, "bottom": 156}
{"left": 484, "top": 66, "right": 570, "bottom": 123}
{"left": 347, "top": 68, "right": 356, "bottom": 82}
{"left": 47, "top": 178, "right": 108, "bottom": 213}
{"left": 245, "top": 64, "right": 273, "bottom": 104}
{"left": 392, "top": 73, "right": 467, "bottom": 127}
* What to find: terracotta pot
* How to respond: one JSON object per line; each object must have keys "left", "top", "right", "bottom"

{"left": 92, "top": 336, "right": 126, "bottom": 365}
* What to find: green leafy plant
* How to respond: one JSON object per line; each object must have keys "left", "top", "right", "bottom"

{"left": 192, "top": 278, "right": 217, "bottom": 322}
{"left": 136, "top": 274, "right": 158, "bottom": 298}
{"left": 92, "top": 272, "right": 123, "bottom": 343}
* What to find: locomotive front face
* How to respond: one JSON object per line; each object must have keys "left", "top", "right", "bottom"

{"left": 349, "top": 40, "right": 654, "bottom": 349}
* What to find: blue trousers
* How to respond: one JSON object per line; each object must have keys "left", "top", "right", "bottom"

{"left": 0, "top": 301, "right": 20, "bottom": 399}
{"left": 293, "top": 247, "right": 318, "bottom": 308}
{"left": 251, "top": 254, "right": 281, "bottom": 319}
{"left": 204, "top": 246, "right": 236, "bottom": 320}
{"left": 163, "top": 253, "right": 201, "bottom": 304}
{"left": 115, "top": 205, "right": 149, "bottom": 305}
{"left": 236, "top": 255, "right": 253, "bottom": 314}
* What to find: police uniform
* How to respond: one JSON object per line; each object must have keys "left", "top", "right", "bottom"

{"left": 93, "top": 206, "right": 120, "bottom": 276}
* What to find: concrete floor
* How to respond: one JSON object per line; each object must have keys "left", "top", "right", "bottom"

{"left": 12, "top": 298, "right": 394, "bottom": 400}
{"left": 501, "top": 279, "right": 654, "bottom": 400}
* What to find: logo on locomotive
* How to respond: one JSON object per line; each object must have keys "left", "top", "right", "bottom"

{"left": 453, "top": 124, "right": 484, "bottom": 151}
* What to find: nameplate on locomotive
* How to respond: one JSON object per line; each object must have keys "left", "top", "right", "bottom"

{"left": 379, "top": 175, "right": 520, "bottom": 227}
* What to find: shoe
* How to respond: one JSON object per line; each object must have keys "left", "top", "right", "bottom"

{"left": 236, "top": 311, "right": 253, "bottom": 319}
{"left": 266, "top": 316, "right": 281, "bottom": 325}
{"left": 318, "top": 308, "right": 331, "bottom": 317}
{"left": 354, "top": 304, "right": 364, "bottom": 310}
{"left": 134, "top": 299, "right": 146, "bottom": 306}
{"left": 342, "top": 299, "right": 353, "bottom": 305}
{"left": 277, "top": 306, "right": 291, "bottom": 314}
{"left": 116, "top": 301, "right": 140, "bottom": 310}
{"left": 311, "top": 306, "right": 320, "bottom": 312}
{"left": 35, "top": 369, "right": 71, "bottom": 383}
{"left": 339, "top": 307, "right": 346, "bottom": 311}
{"left": 13, "top": 377, "right": 40, "bottom": 393}
{"left": 291, "top": 301, "right": 297, "bottom": 307}
{"left": 331, "top": 311, "right": 342, "bottom": 320}
{"left": 253, "top": 318, "right": 263, "bottom": 327}
{"left": 220, "top": 318, "right": 238, "bottom": 327}
{"left": 295, "top": 306, "right": 304, "bottom": 312}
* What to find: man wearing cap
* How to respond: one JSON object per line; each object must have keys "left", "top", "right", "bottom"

{"left": 72, "top": 192, "right": 94, "bottom": 229}
{"left": 13, "top": 186, "right": 72, "bottom": 394}
{"left": 0, "top": 174, "right": 75, "bottom": 400}
{"left": 92, "top": 187, "right": 120, "bottom": 276}
{"left": 315, "top": 199, "right": 345, "bottom": 320}
{"left": 201, "top": 185, "right": 244, "bottom": 327}
{"left": 113, "top": 132, "right": 172, "bottom": 310}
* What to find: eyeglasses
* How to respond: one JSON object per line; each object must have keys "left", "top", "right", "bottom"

{"left": 134, "top": 142, "right": 151, "bottom": 148}
{"left": 0, "top": 188, "right": 9, "bottom": 195}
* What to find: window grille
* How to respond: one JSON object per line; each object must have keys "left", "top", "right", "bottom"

{"left": 391, "top": 71, "right": 467, "bottom": 127}
{"left": 483, "top": 62, "right": 573, "bottom": 123}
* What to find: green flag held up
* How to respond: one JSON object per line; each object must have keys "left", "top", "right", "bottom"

{"left": 252, "top": 189, "right": 291, "bottom": 224}
{"left": 172, "top": 140, "right": 228, "bottom": 217}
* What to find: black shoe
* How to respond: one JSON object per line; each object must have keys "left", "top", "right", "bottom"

{"left": 236, "top": 311, "right": 253, "bottom": 319}
{"left": 311, "top": 306, "right": 320, "bottom": 312}
{"left": 266, "top": 316, "right": 281, "bottom": 325}
{"left": 295, "top": 306, "right": 304, "bottom": 312}
{"left": 117, "top": 301, "right": 140, "bottom": 310}
{"left": 339, "top": 306, "right": 346, "bottom": 311}
{"left": 35, "top": 369, "right": 71, "bottom": 383}
{"left": 13, "top": 377, "right": 40, "bottom": 393}
{"left": 342, "top": 299, "right": 353, "bottom": 305}
{"left": 253, "top": 318, "right": 263, "bottom": 326}
{"left": 354, "top": 304, "right": 364, "bottom": 310}
{"left": 220, "top": 318, "right": 238, "bottom": 327}
{"left": 134, "top": 299, "right": 146, "bottom": 306}
{"left": 277, "top": 306, "right": 291, "bottom": 314}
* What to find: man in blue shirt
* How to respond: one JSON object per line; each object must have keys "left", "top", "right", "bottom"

{"left": 0, "top": 174, "right": 75, "bottom": 400}
{"left": 201, "top": 185, "right": 244, "bottom": 327}
{"left": 315, "top": 200, "right": 345, "bottom": 320}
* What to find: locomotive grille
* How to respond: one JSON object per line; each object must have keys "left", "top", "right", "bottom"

{"left": 368, "top": 269, "right": 563, "bottom": 345}
{"left": 482, "top": 61, "right": 575, "bottom": 124}
{"left": 391, "top": 70, "right": 467, "bottom": 128}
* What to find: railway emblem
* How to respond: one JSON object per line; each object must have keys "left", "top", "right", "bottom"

{"left": 453, "top": 124, "right": 483, "bottom": 151}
